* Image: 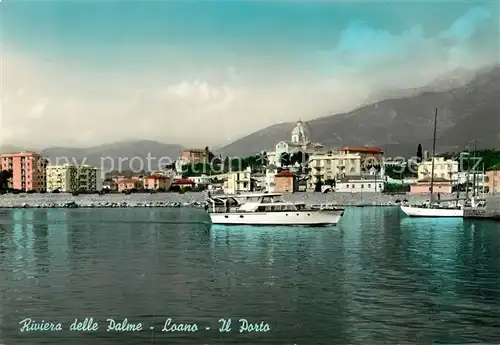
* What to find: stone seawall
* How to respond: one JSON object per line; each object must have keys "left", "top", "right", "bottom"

{"left": 0, "top": 192, "right": 437, "bottom": 208}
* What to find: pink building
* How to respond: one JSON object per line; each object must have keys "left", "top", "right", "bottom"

{"left": 0, "top": 152, "right": 47, "bottom": 191}
{"left": 144, "top": 174, "right": 171, "bottom": 190}
{"left": 409, "top": 177, "right": 452, "bottom": 195}
{"left": 117, "top": 179, "right": 143, "bottom": 192}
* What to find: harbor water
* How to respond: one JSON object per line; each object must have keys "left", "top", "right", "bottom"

{"left": 1, "top": 207, "right": 500, "bottom": 344}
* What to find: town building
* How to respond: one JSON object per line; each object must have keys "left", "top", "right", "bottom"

{"left": 329, "top": 177, "right": 384, "bottom": 193}
{"left": 339, "top": 146, "right": 385, "bottom": 175}
{"left": 409, "top": 177, "right": 452, "bottom": 195}
{"left": 0, "top": 152, "right": 47, "bottom": 192}
{"left": 46, "top": 164, "right": 102, "bottom": 193}
{"left": 223, "top": 167, "right": 252, "bottom": 194}
{"left": 191, "top": 175, "right": 211, "bottom": 187}
{"left": 265, "top": 164, "right": 278, "bottom": 192}
{"left": 143, "top": 174, "right": 171, "bottom": 191}
{"left": 273, "top": 171, "right": 298, "bottom": 193}
{"left": 171, "top": 178, "right": 196, "bottom": 191}
{"left": 117, "top": 178, "right": 143, "bottom": 192}
{"left": 456, "top": 171, "right": 486, "bottom": 189}
{"left": 102, "top": 180, "right": 117, "bottom": 191}
{"left": 307, "top": 152, "right": 362, "bottom": 190}
{"left": 486, "top": 164, "right": 500, "bottom": 195}
{"left": 267, "top": 120, "right": 324, "bottom": 167}
{"left": 417, "top": 157, "right": 458, "bottom": 183}
{"left": 250, "top": 172, "right": 266, "bottom": 191}
{"left": 181, "top": 148, "right": 209, "bottom": 164}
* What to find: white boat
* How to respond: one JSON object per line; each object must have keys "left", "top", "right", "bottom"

{"left": 400, "top": 108, "right": 464, "bottom": 218}
{"left": 205, "top": 192, "right": 344, "bottom": 226}
{"left": 400, "top": 204, "right": 463, "bottom": 217}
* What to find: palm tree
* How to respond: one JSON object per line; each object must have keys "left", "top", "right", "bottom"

{"left": 256, "top": 151, "right": 268, "bottom": 173}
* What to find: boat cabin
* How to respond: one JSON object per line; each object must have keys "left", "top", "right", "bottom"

{"left": 205, "top": 192, "right": 305, "bottom": 213}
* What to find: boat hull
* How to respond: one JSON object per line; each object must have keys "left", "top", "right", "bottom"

{"left": 400, "top": 205, "right": 463, "bottom": 217}
{"left": 209, "top": 209, "right": 344, "bottom": 226}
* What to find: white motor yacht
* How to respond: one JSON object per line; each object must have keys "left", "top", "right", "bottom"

{"left": 205, "top": 192, "right": 344, "bottom": 226}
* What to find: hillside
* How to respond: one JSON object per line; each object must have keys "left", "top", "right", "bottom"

{"left": 219, "top": 65, "right": 500, "bottom": 158}
{"left": 40, "top": 140, "right": 184, "bottom": 173}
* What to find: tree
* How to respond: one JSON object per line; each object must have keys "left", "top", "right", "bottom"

{"left": 222, "top": 156, "right": 230, "bottom": 173}
{"left": 0, "top": 170, "right": 13, "bottom": 192}
{"left": 290, "top": 151, "right": 309, "bottom": 167}
{"left": 417, "top": 144, "right": 423, "bottom": 163}
{"left": 204, "top": 146, "right": 215, "bottom": 163}
{"left": 280, "top": 152, "right": 291, "bottom": 167}
{"left": 255, "top": 152, "right": 269, "bottom": 172}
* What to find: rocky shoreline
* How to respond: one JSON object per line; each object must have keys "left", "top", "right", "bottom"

{"left": 0, "top": 192, "right": 437, "bottom": 209}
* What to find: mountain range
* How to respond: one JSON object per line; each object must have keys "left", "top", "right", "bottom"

{"left": 219, "top": 65, "right": 500, "bottom": 158}
{"left": 1, "top": 65, "right": 498, "bottom": 167}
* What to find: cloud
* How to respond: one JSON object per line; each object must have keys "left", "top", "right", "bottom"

{"left": 1, "top": 5, "right": 497, "bottom": 150}
{"left": 316, "top": 6, "right": 498, "bottom": 90}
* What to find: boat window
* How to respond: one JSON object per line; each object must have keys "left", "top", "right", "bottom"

{"left": 262, "top": 196, "right": 273, "bottom": 203}
{"left": 257, "top": 206, "right": 266, "bottom": 212}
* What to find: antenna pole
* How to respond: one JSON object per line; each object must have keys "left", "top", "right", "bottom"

{"left": 429, "top": 108, "right": 437, "bottom": 203}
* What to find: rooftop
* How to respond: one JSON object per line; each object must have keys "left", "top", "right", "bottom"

{"left": 146, "top": 174, "right": 169, "bottom": 179}
{"left": 417, "top": 177, "right": 451, "bottom": 183}
{"left": 275, "top": 171, "right": 295, "bottom": 177}
{"left": 182, "top": 148, "right": 206, "bottom": 153}
{"left": 0, "top": 151, "right": 41, "bottom": 157}
{"left": 173, "top": 178, "right": 195, "bottom": 185}
{"left": 340, "top": 146, "right": 383, "bottom": 153}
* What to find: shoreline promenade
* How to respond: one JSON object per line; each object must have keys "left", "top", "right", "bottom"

{"left": 0, "top": 192, "right": 443, "bottom": 208}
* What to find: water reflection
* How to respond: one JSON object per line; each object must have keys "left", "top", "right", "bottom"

{"left": 209, "top": 224, "right": 349, "bottom": 342}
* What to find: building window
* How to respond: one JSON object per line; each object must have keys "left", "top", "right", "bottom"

{"left": 368, "top": 184, "right": 371, "bottom": 188}
{"left": 352, "top": 184, "right": 355, "bottom": 188}
{"left": 361, "top": 184, "right": 364, "bottom": 188}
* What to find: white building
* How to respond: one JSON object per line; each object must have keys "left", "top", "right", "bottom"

{"left": 46, "top": 164, "right": 102, "bottom": 193}
{"left": 417, "top": 157, "right": 458, "bottom": 183}
{"left": 191, "top": 174, "right": 211, "bottom": 186}
{"left": 265, "top": 164, "right": 279, "bottom": 192}
{"left": 223, "top": 167, "right": 252, "bottom": 194}
{"left": 457, "top": 171, "right": 486, "bottom": 187}
{"left": 308, "top": 152, "right": 362, "bottom": 190}
{"left": 330, "top": 178, "right": 384, "bottom": 193}
{"left": 267, "top": 120, "right": 324, "bottom": 167}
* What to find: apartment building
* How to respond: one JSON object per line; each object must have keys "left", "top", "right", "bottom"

{"left": 143, "top": 174, "right": 171, "bottom": 190}
{"left": 308, "top": 152, "right": 362, "bottom": 190}
{"left": 181, "top": 149, "right": 209, "bottom": 164}
{"left": 0, "top": 152, "right": 47, "bottom": 191}
{"left": 223, "top": 167, "right": 252, "bottom": 194}
{"left": 46, "top": 164, "right": 102, "bottom": 193}
{"left": 417, "top": 157, "right": 458, "bottom": 183}
{"left": 339, "top": 146, "right": 384, "bottom": 171}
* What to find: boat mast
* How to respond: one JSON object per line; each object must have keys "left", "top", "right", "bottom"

{"left": 429, "top": 108, "right": 438, "bottom": 203}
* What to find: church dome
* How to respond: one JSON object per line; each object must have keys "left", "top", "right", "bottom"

{"left": 291, "top": 119, "right": 310, "bottom": 144}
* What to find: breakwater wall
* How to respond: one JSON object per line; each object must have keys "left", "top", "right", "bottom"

{"left": 0, "top": 192, "right": 437, "bottom": 209}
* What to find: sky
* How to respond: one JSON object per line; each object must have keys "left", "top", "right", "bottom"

{"left": 1, "top": 0, "right": 499, "bottom": 149}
